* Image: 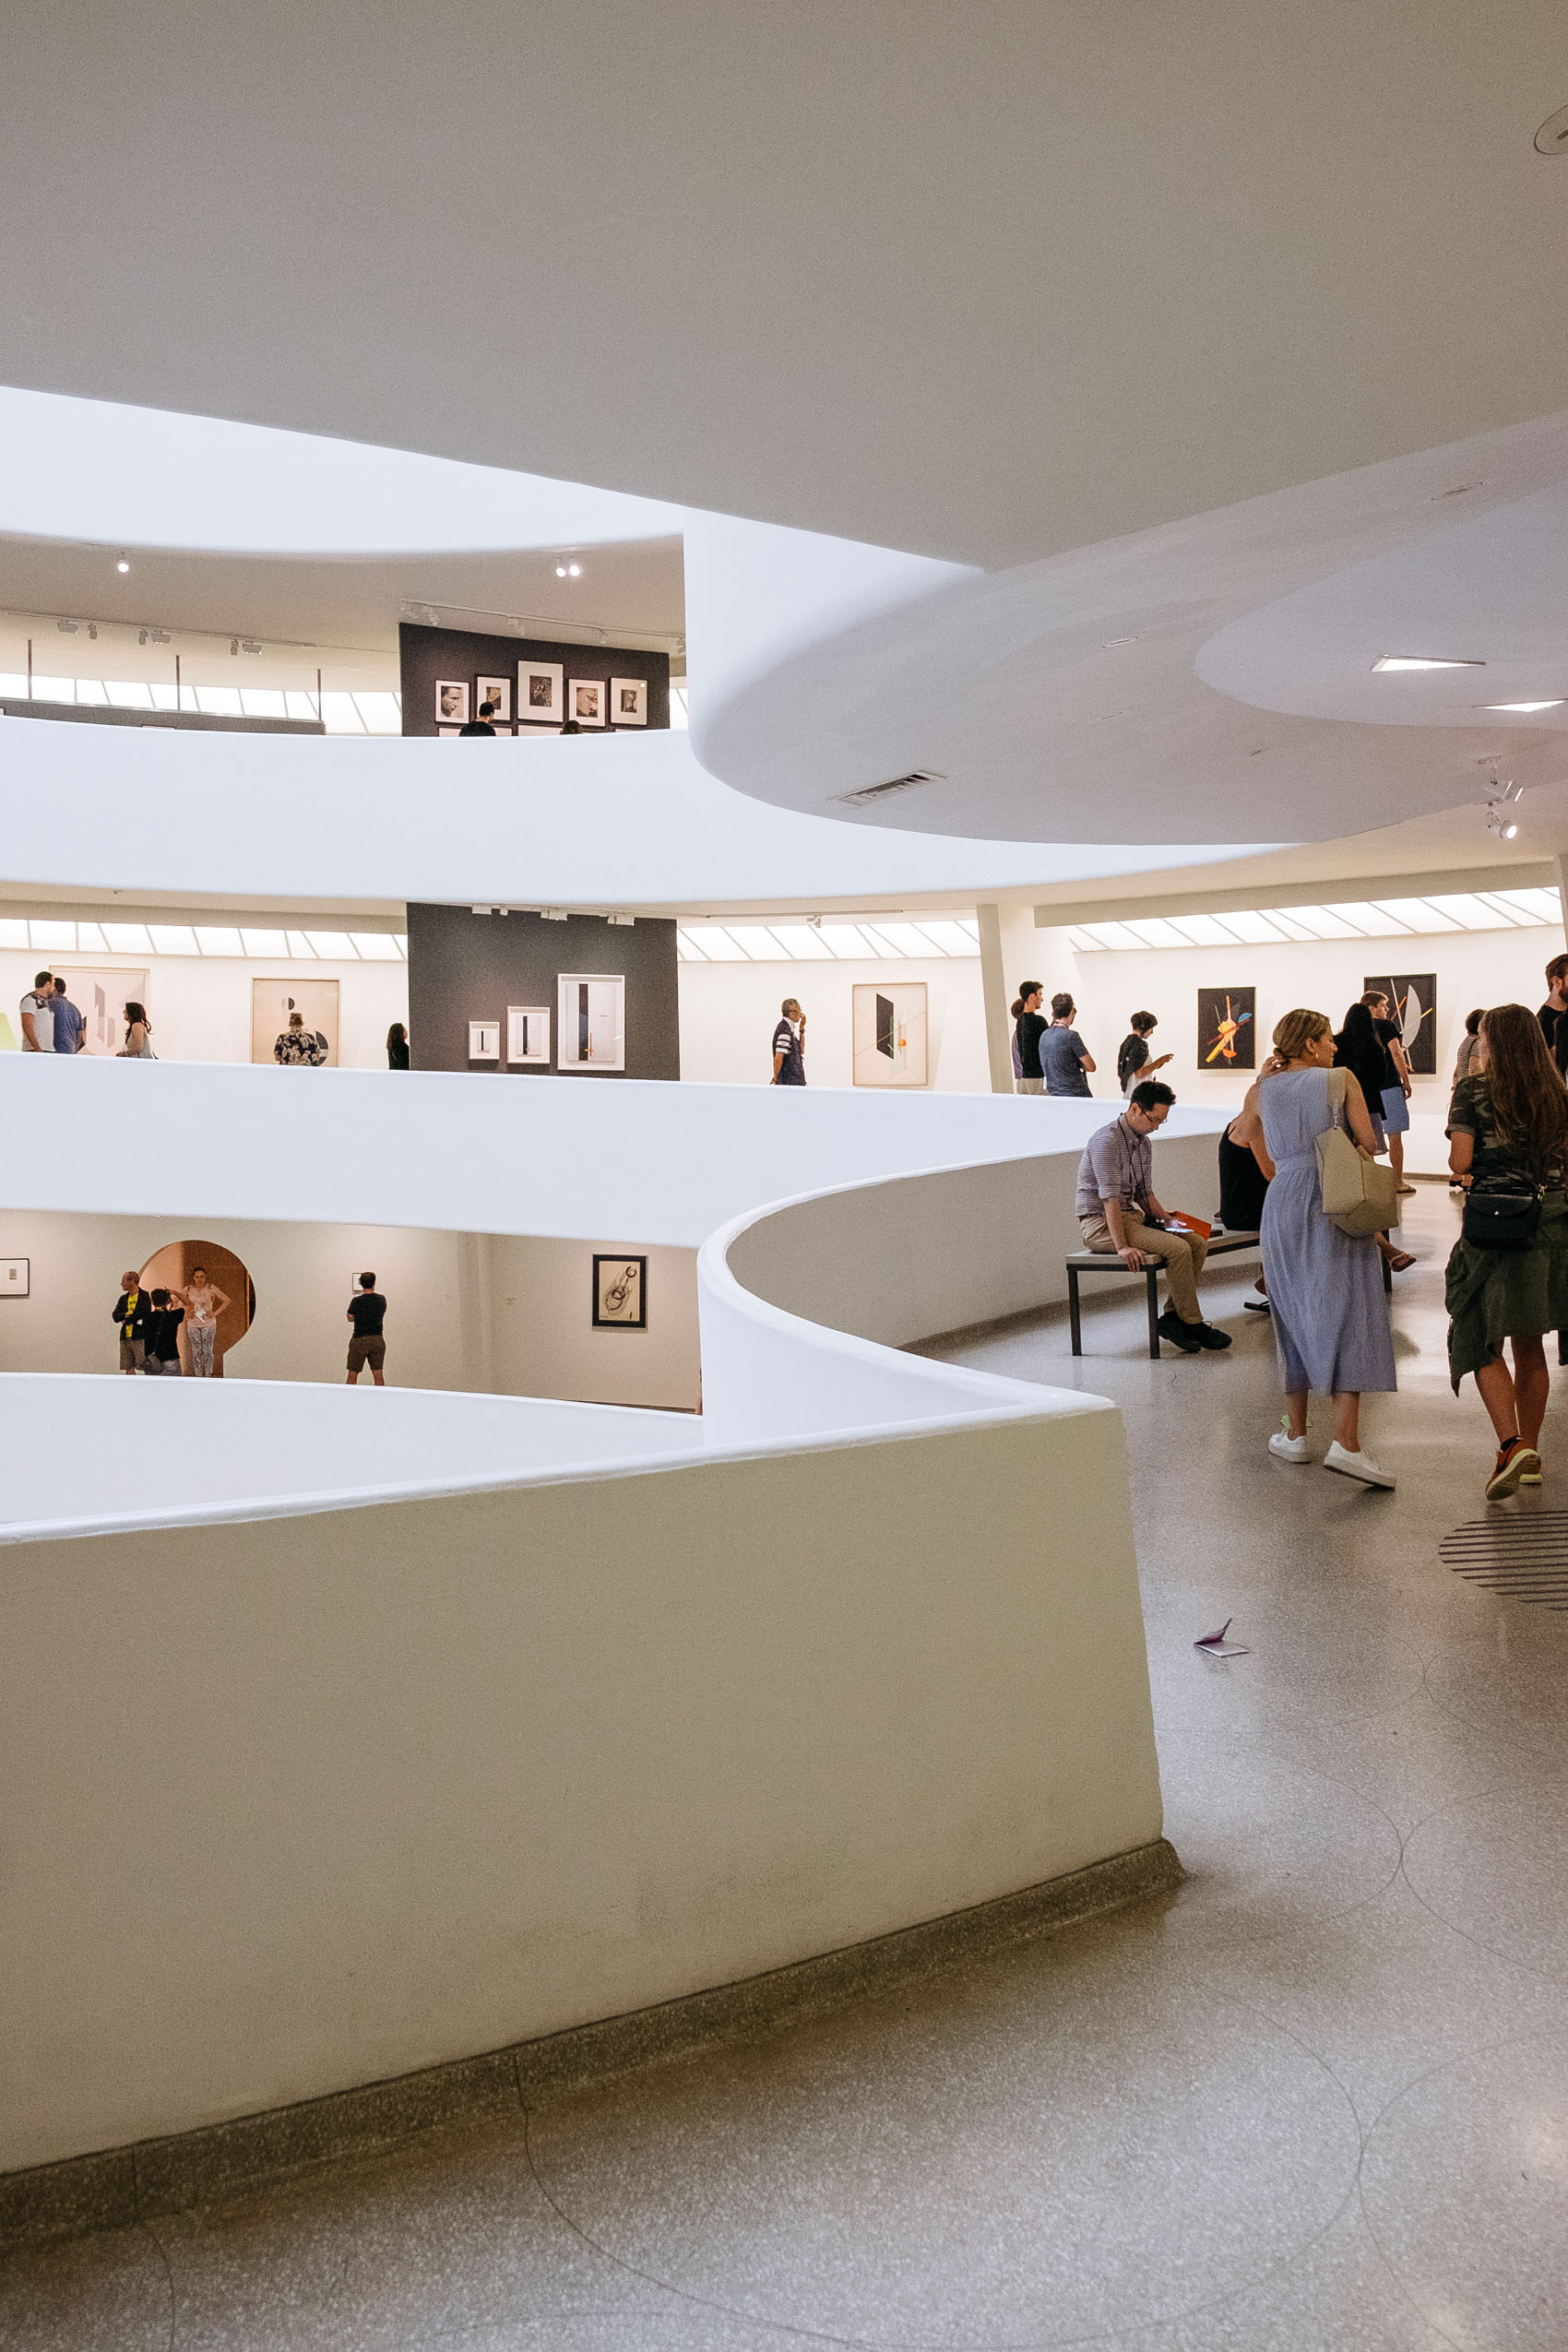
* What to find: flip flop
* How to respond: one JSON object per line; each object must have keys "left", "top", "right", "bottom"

{"left": 1385, "top": 1251, "right": 1416, "bottom": 1272}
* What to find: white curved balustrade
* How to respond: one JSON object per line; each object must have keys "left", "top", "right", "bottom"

{"left": 0, "top": 1057, "right": 1223, "bottom": 2175}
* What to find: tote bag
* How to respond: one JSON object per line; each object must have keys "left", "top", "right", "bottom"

{"left": 1314, "top": 1069, "right": 1401, "bottom": 1235}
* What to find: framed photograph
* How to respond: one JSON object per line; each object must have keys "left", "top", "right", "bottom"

{"left": 1364, "top": 972, "right": 1437, "bottom": 1076}
{"left": 0, "top": 1257, "right": 29, "bottom": 1299}
{"left": 435, "top": 679, "right": 469, "bottom": 726}
{"left": 468, "top": 1019, "right": 501, "bottom": 1062}
{"left": 437, "top": 725, "right": 460, "bottom": 737}
{"left": 568, "top": 677, "right": 607, "bottom": 727}
{"left": 610, "top": 676, "right": 647, "bottom": 726}
{"left": 852, "top": 980, "right": 928, "bottom": 1087}
{"left": 592, "top": 1254, "right": 647, "bottom": 1330}
{"left": 506, "top": 1004, "right": 551, "bottom": 1064}
{"left": 517, "top": 659, "right": 564, "bottom": 724}
{"left": 557, "top": 973, "right": 625, "bottom": 1071}
{"left": 476, "top": 675, "right": 511, "bottom": 722}
{"left": 1197, "top": 986, "right": 1255, "bottom": 1071}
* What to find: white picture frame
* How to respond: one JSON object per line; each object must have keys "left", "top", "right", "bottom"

{"left": 468, "top": 1019, "right": 501, "bottom": 1062}
{"left": 557, "top": 973, "right": 625, "bottom": 1072}
{"left": 437, "top": 725, "right": 460, "bottom": 737}
{"left": 517, "top": 659, "right": 564, "bottom": 725}
{"left": 435, "top": 679, "right": 469, "bottom": 726}
{"left": 568, "top": 677, "right": 607, "bottom": 727}
{"left": 610, "top": 676, "right": 648, "bottom": 726}
{"left": 852, "top": 980, "right": 929, "bottom": 1087}
{"left": 506, "top": 1004, "right": 551, "bottom": 1064}
{"left": 475, "top": 674, "right": 511, "bottom": 722}
{"left": 0, "top": 1257, "right": 30, "bottom": 1299}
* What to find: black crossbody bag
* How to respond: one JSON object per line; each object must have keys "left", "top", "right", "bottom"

{"left": 1462, "top": 1186, "right": 1543, "bottom": 1250}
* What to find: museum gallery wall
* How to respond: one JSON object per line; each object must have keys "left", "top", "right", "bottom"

{"left": 405, "top": 905, "right": 680, "bottom": 1081}
{"left": 398, "top": 623, "right": 671, "bottom": 738}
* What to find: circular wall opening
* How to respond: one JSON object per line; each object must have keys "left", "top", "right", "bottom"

{"left": 138, "top": 1241, "right": 256, "bottom": 1376}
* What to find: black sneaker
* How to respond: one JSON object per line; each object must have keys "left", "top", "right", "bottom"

{"left": 1194, "top": 1323, "right": 1233, "bottom": 1350}
{"left": 1156, "top": 1310, "right": 1203, "bottom": 1354}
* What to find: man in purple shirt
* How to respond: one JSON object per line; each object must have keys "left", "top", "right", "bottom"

{"left": 1075, "top": 1080, "right": 1229, "bottom": 1354}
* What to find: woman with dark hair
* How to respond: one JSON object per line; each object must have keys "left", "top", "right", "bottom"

{"left": 118, "top": 1001, "right": 154, "bottom": 1058}
{"left": 1446, "top": 1003, "right": 1568, "bottom": 1498}
{"left": 386, "top": 1022, "right": 410, "bottom": 1070}
{"left": 1012, "top": 983, "right": 1046, "bottom": 1095}
{"left": 1117, "top": 1010, "right": 1170, "bottom": 1096}
{"left": 1452, "top": 1007, "right": 1484, "bottom": 1087}
{"left": 1335, "top": 1002, "right": 1415, "bottom": 1273}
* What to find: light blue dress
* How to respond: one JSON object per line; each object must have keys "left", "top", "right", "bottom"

{"left": 1259, "top": 1067, "right": 1396, "bottom": 1396}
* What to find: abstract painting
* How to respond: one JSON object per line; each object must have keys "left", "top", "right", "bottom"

{"left": 1363, "top": 972, "right": 1437, "bottom": 1075}
{"left": 506, "top": 1004, "right": 551, "bottom": 1064}
{"left": 517, "top": 659, "right": 564, "bottom": 723}
{"left": 468, "top": 1019, "right": 501, "bottom": 1062}
{"left": 592, "top": 1253, "right": 647, "bottom": 1330}
{"left": 852, "top": 980, "right": 928, "bottom": 1087}
{"left": 250, "top": 978, "right": 339, "bottom": 1066}
{"left": 557, "top": 974, "right": 625, "bottom": 1071}
{"left": 0, "top": 1258, "right": 29, "bottom": 1298}
{"left": 610, "top": 676, "right": 647, "bottom": 726}
{"left": 1197, "top": 986, "right": 1255, "bottom": 1071}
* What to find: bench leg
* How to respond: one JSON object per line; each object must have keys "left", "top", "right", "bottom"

{"left": 1146, "top": 1268, "right": 1160, "bottom": 1359}
{"left": 1068, "top": 1266, "right": 1082, "bottom": 1356}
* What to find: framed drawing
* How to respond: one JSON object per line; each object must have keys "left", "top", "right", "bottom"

{"left": 53, "top": 967, "right": 148, "bottom": 1056}
{"left": 557, "top": 974, "right": 625, "bottom": 1071}
{"left": 517, "top": 659, "right": 564, "bottom": 724}
{"left": 506, "top": 1004, "right": 551, "bottom": 1064}
{"left": 852, "top": 980, "right": 928, "bottom": 1087}
{"left": 251, "top": 977, "right": 339, "bottom": 1066}
{"left": 610, "top": 676, "right": 647, "bottom": 726}
{"left": 1197, "top": 986, "right": 1255, "bottom": 1071}
{"left": 1364, "top": 972, "right": 1437, "bottom": 1075}
{"left": 0, "top": 1258, "right": 29, "bottom": 1299}
{"left": 468, "top": 1019, "right": 501, "bottom": 1062}
{"left": 435, "top": 679, "right": 469, "bottom": 726}
{"left": 568, "top": 677, "right": 607, "bottom": 727}
{"left": 437, "top": 725, "right": 460, "bottom": 737}
{"left": 593, "top": 1254, "right": 647, "bottom": 1330}
{"left": 476, "top": 674, "right": 511, "bottom": 721}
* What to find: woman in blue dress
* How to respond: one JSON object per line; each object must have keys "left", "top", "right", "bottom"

{"left": 1231, "top": 1007, "right": 1396, "bottom": 1488}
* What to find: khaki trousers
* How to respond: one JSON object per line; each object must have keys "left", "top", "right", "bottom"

{"left": 1079, "top": 1210, "right": 1208, "bottom": 1324}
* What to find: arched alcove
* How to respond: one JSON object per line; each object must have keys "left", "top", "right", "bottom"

{"left": 138, "top": 1240, "right": 255, "bottom": 1375}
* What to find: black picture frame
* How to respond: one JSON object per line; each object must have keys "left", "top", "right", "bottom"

{"left": 1363, "top": 972, "right": 1437, "bottom": 1076}
{"left": 592, "top": 1253, "right": 647, "bottom": 1330}
{"left": 1197, "top": 986, "right": 1256, "bottom": 1071}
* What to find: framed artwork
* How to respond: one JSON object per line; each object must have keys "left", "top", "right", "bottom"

{"left": 593, "top": 1254, "right": 647, "bottom": 1330}
{"left": 251, "top": 977, "right": 339, "bottom": 1066}
{"left": 52, "top": 967, "right": 148, "bottom": 1056}
{"left": 517, "top": 659, "right": 564, "bottom": 724}
{"left": 0, "top": 1258, "right": 29, "bottom": 1299}
{"left": 435, "top": 679, "right": 469, "bottom": 726}
{"left": 1364, "top": 972, "right": 1437, "bottom": 1076}
{"left": 557, "top": 974, "right": 625, "bottom": 1071}
{"left": 437, "top": 725, "right": 460, "bottom": 737}
{"left": 852, "top": 980, "right": 928, "bottom": 1087}
{"left": 506, "top": 1004, "right": 551, "bottom": 1064}
{"left": 476, "top": 675, "right": 511, "bottom": 722}
{"left": 610, "top": 676, "right": 647, "bottom": 726}
{"left": 1197, "top": 986, "right": 1255, "bottom": 1071}
{"left": 469, "top": 1019, "right": 501, "bottom": 1062}
{"left": 568, "top": 677, "right": 607, "bottom": 727}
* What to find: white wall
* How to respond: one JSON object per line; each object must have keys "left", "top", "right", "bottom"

{"left": 0, "top": 1211, "right": 700, "bottom": 1410}
{"left": 677, "top": 953, "right": 988, "bottom": 1091}
{"left": 0, "top": 948, "right": 408, "bottom": 1069}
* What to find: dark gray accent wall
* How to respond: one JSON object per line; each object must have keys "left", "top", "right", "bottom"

{"left": 399, "top": 623, "right": 670, "bottom": 735}
{"left": 406, "top": 904, "right": 680, "bottom": 1081}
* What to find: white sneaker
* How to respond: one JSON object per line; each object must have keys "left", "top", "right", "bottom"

{"left": 1324, "top": 1440, "right": 1396, "bottom": 1490}
{"left": 1268, "top": 1430, "right": 1310, "bottom": 1463}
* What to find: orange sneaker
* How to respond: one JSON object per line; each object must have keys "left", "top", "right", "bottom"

{"left": 1487, "top": 1439, "right": 1539, "bottom": 1500}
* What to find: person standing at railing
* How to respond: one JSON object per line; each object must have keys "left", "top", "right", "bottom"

{"left": 50, "top": 975, "right": 85, "bottom": 1053}
{"left": 19, "top": 970, "right": 54, "bottom": 1052}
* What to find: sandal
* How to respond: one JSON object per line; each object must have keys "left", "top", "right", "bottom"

{"left": 1385, "top": 1251, "right": 1416, "bottom": 1272}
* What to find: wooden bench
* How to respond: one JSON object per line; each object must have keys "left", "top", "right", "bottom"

{"left": 1064, "top": 1229, "right": 1392, "bottom": 1360}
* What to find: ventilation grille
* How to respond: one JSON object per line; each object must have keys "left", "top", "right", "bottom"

{"left": 1440, "top": 1513, "right": 1568, "bottom": 1610}
{"left": 834, "top": 769, "right": 948, "bottom": 807}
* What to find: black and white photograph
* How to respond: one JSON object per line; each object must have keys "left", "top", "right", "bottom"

{"left": 517, "top": 659, "right": 564, "bottom": 723}
{"left": 435, "top": 679, "right": 469, "bottom": 726}
{"left": 476, "top": 675, "right": 511, "bottom": 722}
{"left": 610, "top": 676, "right": 647, "bottom": 726}
{"left": 569, "top": 678, "right": 607, "bottom": 727}
{"left": 592, "top": 1253, "right": 647, "bottom": 1329}
{"left": 1364, "top": 971, "right": 1438, "bottom": 1075}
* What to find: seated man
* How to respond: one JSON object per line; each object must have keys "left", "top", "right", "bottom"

{"left": 1075, "top": 1080, "right": 1231, "bottom": 1354}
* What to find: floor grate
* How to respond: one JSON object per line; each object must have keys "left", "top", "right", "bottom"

{"left": 1441, "top": 1511, "right": 1568, "bottom": 1609}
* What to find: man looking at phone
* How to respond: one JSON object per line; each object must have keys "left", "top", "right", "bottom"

{"left": 1075, "top": 1080, "right": 1231, "bottom": 1354}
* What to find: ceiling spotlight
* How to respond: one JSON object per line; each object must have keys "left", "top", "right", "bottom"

{"left": 555, "top": 564, "right": 567, "bottom": 577}
{"left": 1481, "top": 700, "right": 1564, "bottom": 713}
{"left": 87, "top": 623, "right": 97, "bottom": 640}
{"left": 56, "top": 618, "right": 78, "bottom": 634}
{"left": 149, "top": 628, "right": 170, "bottom": 644}
{"left": 138, "top": 628, "right": 148, "bottom": 647}
{"left": 115, "top": 557, "right": 130, "bottom": 574}
{"left": 568, "top": 562, "right": 582, "bottom": 577}
{"left": 1489, "top": 809, "right": 1520, "bottom": 839}
{"left": 231, "top": 638, "right": 239, "bottom": 656}
{"left": 1372, "top": 654, "right": 1484, "bottom": 671}
{"left": 241, "top": 638, "right": 261, "bottom": 654}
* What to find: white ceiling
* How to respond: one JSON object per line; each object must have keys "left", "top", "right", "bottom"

{"left": 2, "top": 5, "right": 1566, "bottom": 569}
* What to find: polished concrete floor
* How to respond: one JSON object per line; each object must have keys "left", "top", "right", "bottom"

{"left": 6, "top": 1182, "right": 1568, "bottom": 2350}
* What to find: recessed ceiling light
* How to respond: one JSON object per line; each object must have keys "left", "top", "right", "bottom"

{"left": 568, "top": 562, "right": 582, "bottom": 577}
{"left": 1481, "top": 700, "right": 1563, "bottom": 712}
{"left": 1372, "top": 655, "right": 1485, "bottom": 671}
{"left": 555, "top": 564, "right": 567, "bottom": 577}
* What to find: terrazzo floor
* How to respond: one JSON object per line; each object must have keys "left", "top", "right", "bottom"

{"left": 6, "top": 1181, "right": 1568, "bottom": 2350}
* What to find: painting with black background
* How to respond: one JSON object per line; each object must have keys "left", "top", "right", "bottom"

{"left": 1364, "top": 973, "right": 1437, "bottom": 1076}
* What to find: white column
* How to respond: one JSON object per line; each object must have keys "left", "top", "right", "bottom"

{"left": 975, "top": 902, "right": 1015, "bottom": 1093}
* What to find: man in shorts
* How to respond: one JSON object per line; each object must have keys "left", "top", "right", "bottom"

{"left": 346, "top": 1272, "right": 387, "bottom": 1385}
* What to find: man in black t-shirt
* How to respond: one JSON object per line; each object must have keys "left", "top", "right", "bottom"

{"left": 1539, "top": 955, "right": 1568, "bottom": 1075}
{"left": 346, "top": 1273, "right": 387, "bottom": 1385}
{"left": 1014, "top": 982, "right": 1048, "bottom": 1094}
{"left": 771, "top": 998, "right": 806, "bottom": 1085}
{"left": 458, "top": 700, "right": 498, "bottom": 738}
